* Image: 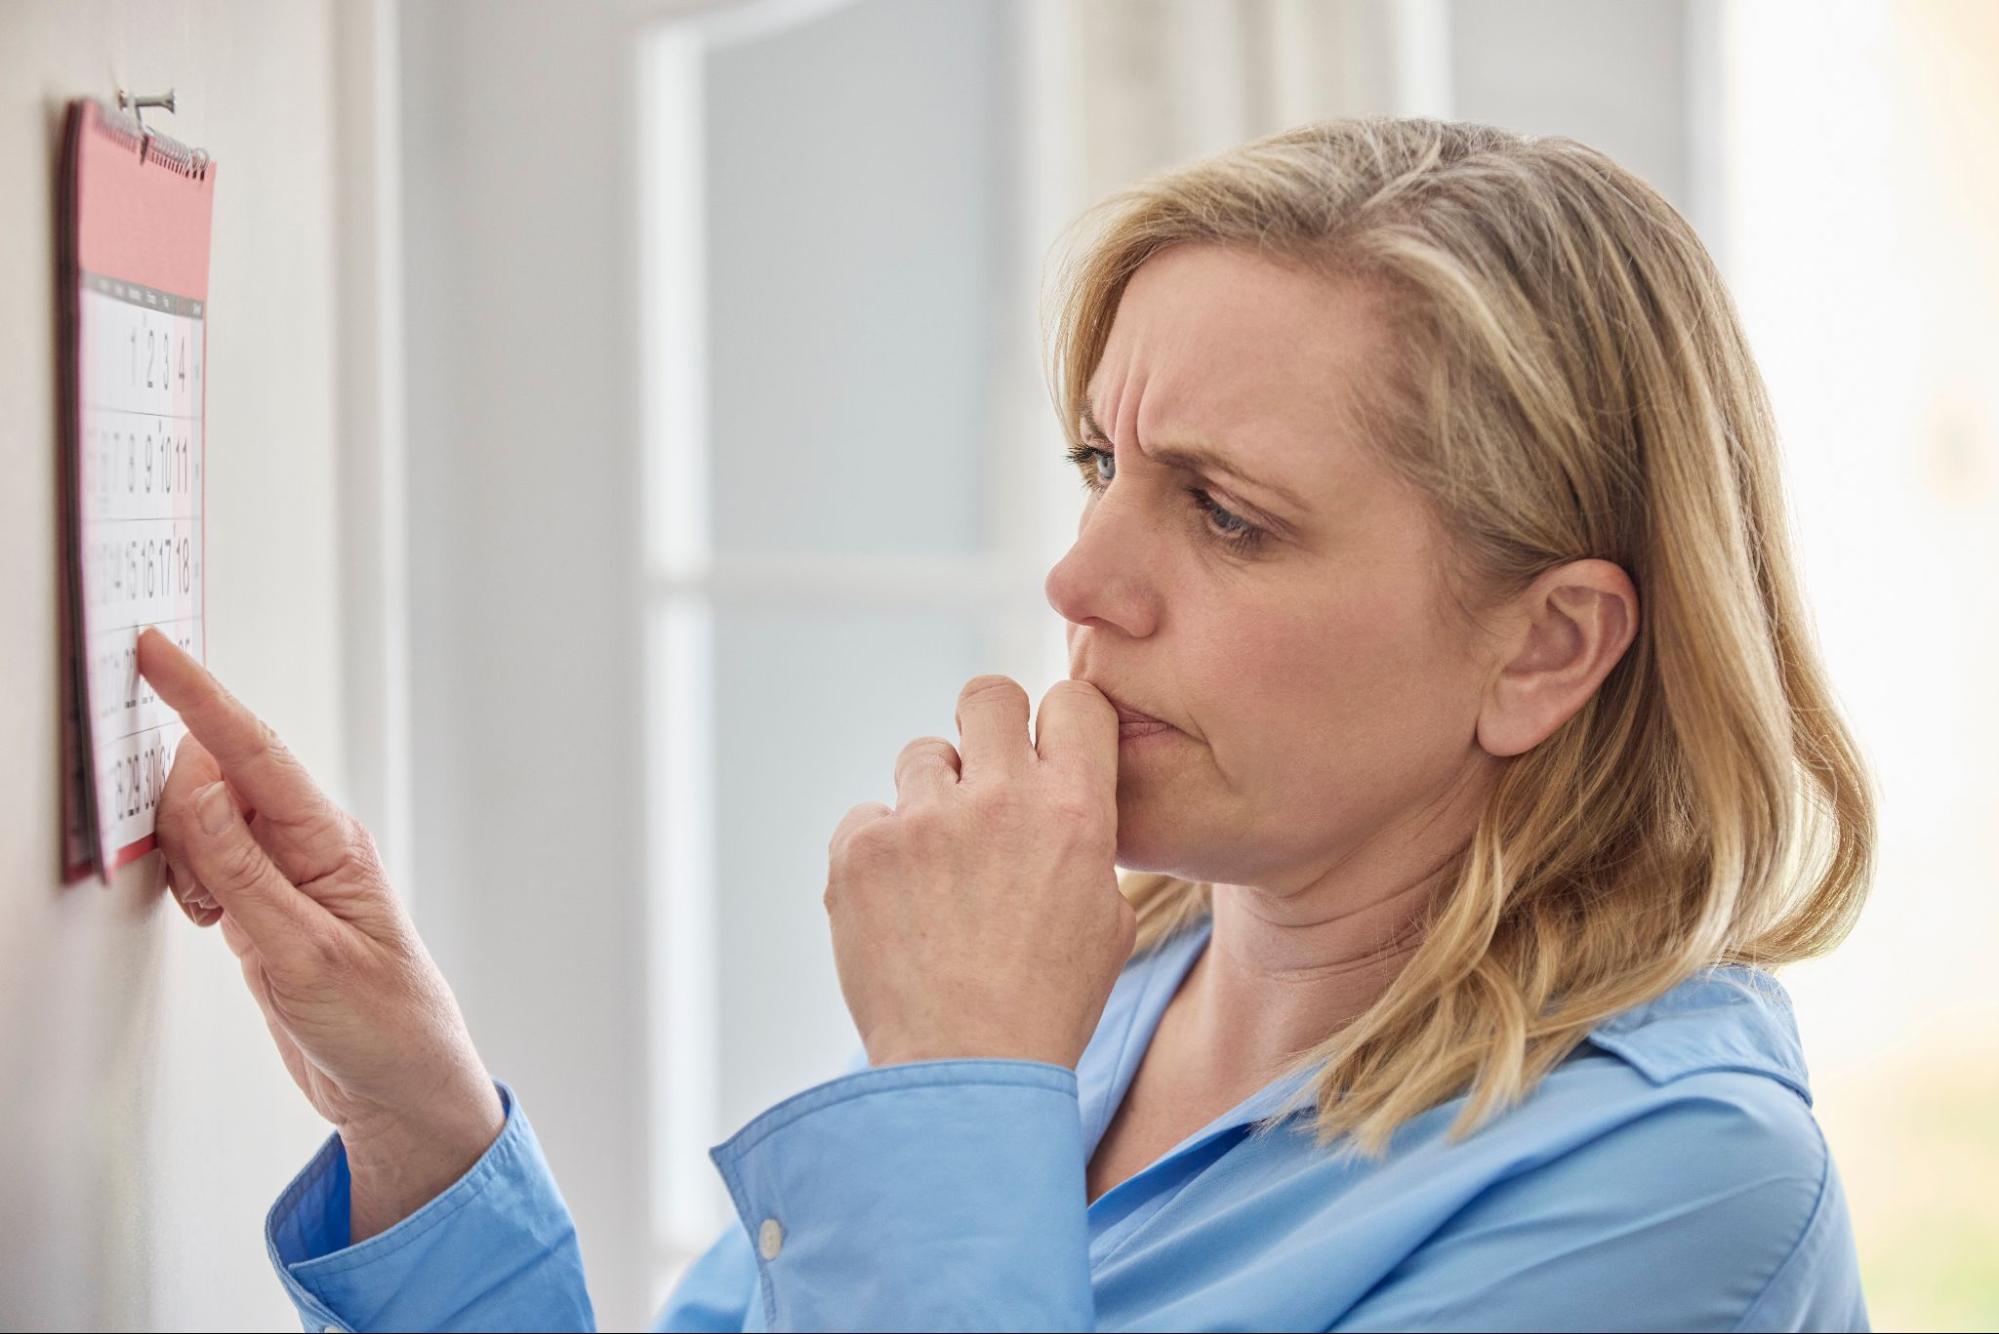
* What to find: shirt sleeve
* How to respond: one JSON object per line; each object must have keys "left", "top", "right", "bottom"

{"left": 1330, "top": 1073, "right": 1869, "bottom": 1333}
{"left": 265, "top": 1081, "right": 596, "bottom": 1332}
{"left": 707, "top": 1057, "right": 1097, "bottom": 1332}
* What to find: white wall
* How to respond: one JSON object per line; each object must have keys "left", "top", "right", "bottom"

{"left": 0, "top": 3, "right": 347, "bottom": 1328}
{"left": 1449, "top": 0, "right": 1698, "bottom": 212}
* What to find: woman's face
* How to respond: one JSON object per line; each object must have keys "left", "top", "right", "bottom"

{"left": 1045, "top": 243, "right": 1501, "bottom": 892}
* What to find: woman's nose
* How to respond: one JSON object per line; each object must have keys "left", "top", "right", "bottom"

{"left": 1043, "top": 496, "right": 1158, "bottom": 639}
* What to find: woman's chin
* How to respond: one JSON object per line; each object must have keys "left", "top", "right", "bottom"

{"left": 1113, "top": 781, "right": 1272, "bottom": 886}
{"left": 1111, "top": 794, "right": 1201, "bottom": 875}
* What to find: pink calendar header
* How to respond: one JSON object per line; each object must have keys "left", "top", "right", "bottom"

{"left": 74, "top": 99, "right": 217, "bottom": 301}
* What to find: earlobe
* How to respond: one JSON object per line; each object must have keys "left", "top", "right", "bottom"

{"left": 1475, "top": 560, "right": 1638, "bottom": 759}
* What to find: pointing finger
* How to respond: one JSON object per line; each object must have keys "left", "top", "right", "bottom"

{"left": 136, "top": 628, "right": 336, "bottom": 837}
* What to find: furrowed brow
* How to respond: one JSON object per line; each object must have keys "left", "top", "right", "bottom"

{"left": 1079, "top": 404, "right": 1310, "bottom": 517}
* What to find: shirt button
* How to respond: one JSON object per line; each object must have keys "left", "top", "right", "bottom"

{"left": 758, "top": 1217, "right": 784, "bottom": 1260}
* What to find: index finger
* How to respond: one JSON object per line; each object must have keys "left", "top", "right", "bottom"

{"left": 1033, "top": 680, "right": 1118, "bottom": 798}
{"left": 135, "top": 627, "right": 334, "bottom": 828}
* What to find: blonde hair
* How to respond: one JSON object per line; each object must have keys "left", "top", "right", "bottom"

{"left": 1046, "top": 118, "right": 1876, "bottom": 1154}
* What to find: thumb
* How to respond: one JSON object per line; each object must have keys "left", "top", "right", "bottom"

{"left": 183, "top": 781, "right": 331, "bottom": 968}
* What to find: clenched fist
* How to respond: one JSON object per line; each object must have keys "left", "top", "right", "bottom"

{"left": 826, "top": 675, "right": 1134, "bottom": 1070}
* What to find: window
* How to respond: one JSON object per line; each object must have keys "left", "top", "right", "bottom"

{"left": 637, "top": 0, "right": 1071, "bottom": 1293}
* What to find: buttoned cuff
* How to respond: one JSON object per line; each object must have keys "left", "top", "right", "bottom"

{"left": 264, "top": 1082, "right": 593, "bottom": 1332}
{"left": 709, "top": 1059, "right": 1096, "bottom": 1332}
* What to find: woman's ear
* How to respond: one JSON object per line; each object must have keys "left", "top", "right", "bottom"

{"left": 1476, "top": 558, "right": 1639, "bottom": 758}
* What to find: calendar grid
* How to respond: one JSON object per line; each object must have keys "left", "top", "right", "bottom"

{"left": 75, "top": 269, "right": 207, "bottom": 873}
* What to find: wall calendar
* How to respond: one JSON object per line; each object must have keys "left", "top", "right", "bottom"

{"left": 58, "top": 98, "right": 217, "bottom": 883}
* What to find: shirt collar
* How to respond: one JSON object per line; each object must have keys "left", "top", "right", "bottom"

{"left": 1582, "top": 964, "right": 1814, "bottom": 1103}
{"left": 1076, "top": 915, "right": 1318, "bottom": 1168}
{"left": 1075, "top": 914, "right": 1211, "bottom": 1158}
{"left": 1077, "top": 911, "right": 1815, "bottom": 1172}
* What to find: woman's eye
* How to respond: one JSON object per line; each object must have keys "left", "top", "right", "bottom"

{"left": 1064, "top": 441, "right": 1114, "bottom": 487}
{"left": 1191, "top": 490, "right": 1263, "bottom": 548}
{"left": 1062, "top": 439, "right": 1269, "bottom": 554}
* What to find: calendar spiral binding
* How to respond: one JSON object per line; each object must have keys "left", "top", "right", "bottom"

{"left": 90, "top": 98, "right": 211, "bottom": 182}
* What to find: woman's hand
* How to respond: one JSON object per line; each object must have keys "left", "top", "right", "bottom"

{"left": 827, "top": 675, "right": 1134, "bottom": 1070}
{"left": 136, "top": 627, "right": 504, "bottom": 1243}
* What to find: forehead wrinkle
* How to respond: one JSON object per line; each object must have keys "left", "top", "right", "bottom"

{"left": 1075, "top": 245, "right": 1391, "bottom": 529}
{"left": 1081, "top": 379, "right": 1315, "bottom": 519}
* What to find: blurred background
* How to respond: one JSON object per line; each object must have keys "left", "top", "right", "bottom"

{"left": 3, "top": 1, "right": 1994, "bottom": 1329}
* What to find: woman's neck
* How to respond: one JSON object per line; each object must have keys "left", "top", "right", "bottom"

{"left": 1183, "top": 782, "right": 1488, "bottom": 1086}
{"left": 1178, "top": 878, "right": 1425, "bottom": 1087}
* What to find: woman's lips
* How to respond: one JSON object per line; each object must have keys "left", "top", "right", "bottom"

{"left": 1086, "top": 682, "right": 1176, "bottom": 741}
{"left": 1109, "top": 700, "right": 1174, "bottom": 739}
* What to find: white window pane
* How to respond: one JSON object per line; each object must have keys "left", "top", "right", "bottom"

{"left": 704, "top": 0, "right": 1007, "bottom": 557}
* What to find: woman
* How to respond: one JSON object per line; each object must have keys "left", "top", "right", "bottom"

{"left": 141, "top": 117, "right": 1874, "bottom": 1331}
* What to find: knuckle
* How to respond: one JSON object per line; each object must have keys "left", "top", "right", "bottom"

{"left": 844, "top": 815, "right": 899, "bottom": 862}
{"left": 895, "top": 738, "right": 959, "bottom": 792}
{"left": 898, "top": 735, "right": 955, "bottom": 764}
{"left": 1047, "top": 781, "right": 1111, "bottom": 831}
{"left": 247, "top": 717, "right": 282, "bottom": 764}
{"left": 214, "top": 835, "right": 267, "bottom": 890}
{"left": 306, "top": 923, "right": 349, "bottom": 975}
{"left": 970, "top": 785, "right": 1031, "bottom": 831}
{"left": 895, "top": 804, "right": 949, "bottom": 850}
{"left": 830, "top": 803, "right": 893, "bottom": 862}
{"left": 958, "top": 674, "right": 1026, "bottom": 707}
{"left": 1050, "top": 796, "right": 1107, "bottom": 832}
{"left": 342, "top": 814, "right": 386, "bottom": 874}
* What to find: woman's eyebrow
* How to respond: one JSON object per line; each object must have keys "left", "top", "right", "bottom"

{"left": 1080, "top": 405, "right": 1311, "bottom": 516}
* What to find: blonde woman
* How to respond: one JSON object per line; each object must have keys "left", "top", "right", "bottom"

{"left": 141, "top": 117, "right": 1874, "bottom": 1331}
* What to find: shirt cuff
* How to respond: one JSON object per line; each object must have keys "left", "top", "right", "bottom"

{"left": 709, "top": 1058, "right": 1095, "bottom": 1332}
{"left": 264, "top": 1081, "right": 593, "bottom": 1332}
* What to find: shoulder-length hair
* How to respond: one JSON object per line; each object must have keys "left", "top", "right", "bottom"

{"left": 1046, "top": 117, "right": 1876, "bottom": 1154}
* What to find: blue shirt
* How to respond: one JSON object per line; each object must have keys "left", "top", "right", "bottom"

{"left": 263, "top": 915, "right": 1867, "bottom": 1331}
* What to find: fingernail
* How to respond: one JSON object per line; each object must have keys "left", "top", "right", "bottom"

{"left": 197, "top": 782, "right": 233, "bottom": 835}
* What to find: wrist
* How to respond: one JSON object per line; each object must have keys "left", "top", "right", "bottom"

{"left": 339, "top": 1075, "right": 505, "bottom": 1244}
